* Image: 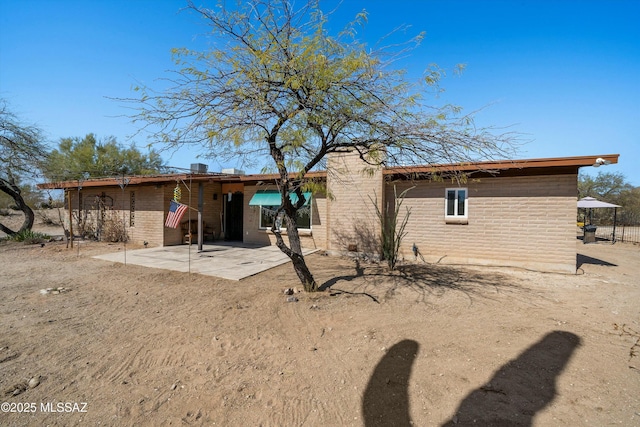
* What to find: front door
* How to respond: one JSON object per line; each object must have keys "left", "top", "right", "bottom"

{"left": 224, "top": 192, "right": 243, "bottom": 241}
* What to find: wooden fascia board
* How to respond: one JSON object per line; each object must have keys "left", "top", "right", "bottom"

{"left": 383, "top": 154, "right": 620, "bottom": 176}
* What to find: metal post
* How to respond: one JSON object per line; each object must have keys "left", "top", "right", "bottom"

{"left": 67, "top": 190, "right": 73, "bottom": 248}
{"left": 612, "top": 207, "right": 617, "bottom": 244}
{"left": 198, "top": 182, "right": 204, "bottom": 251}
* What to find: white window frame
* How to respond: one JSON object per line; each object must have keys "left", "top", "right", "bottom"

{"left": 445, "top": 188, "right": 468, "bottom": 224}
{"left": 258, "top": 202, "right": 312, "bottom": 231}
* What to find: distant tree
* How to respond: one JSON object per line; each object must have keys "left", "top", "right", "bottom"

{"left": 578, "top": 171, "right": 632, "bottom": 200}
{"left": 129, "top": 0, "right": 518, "bottom": 291}
{"left": 46, "top": 134, "right": 164, "bottom": 181}
{"left": 0, "top": 100, "right": 49, "bottom": 236}
{"left": 578, "top": 171, "right": 639, "bottom": 225}
{"left": 616, "top": 187, "right": 640, "bottom": 224}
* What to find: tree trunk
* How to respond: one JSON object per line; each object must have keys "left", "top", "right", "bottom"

{"left": 0, "top": 178, "right": 35, "bottom": 236}
{"left": 272, "top": 212, "right": 318, "bottom": 292}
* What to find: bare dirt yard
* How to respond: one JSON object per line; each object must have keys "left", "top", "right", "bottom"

{"left": 1, "top": 212, "right": 639, "bottom": 426}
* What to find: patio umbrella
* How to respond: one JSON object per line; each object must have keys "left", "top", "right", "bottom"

{"left": 577, "top": 196, "right": 621, "bottom": 209}
{"left": 577, "top": 197, "right": 621, "bottom": 242}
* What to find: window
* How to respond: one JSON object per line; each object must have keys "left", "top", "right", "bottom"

{"left": 249, "top": 190, "right": 312, "bottom": 231}
{"left": 260, "top": 204, "right": 311, "bottom": 230}
{"left": 445, "top": 188, "right": 467, "bottom": 223}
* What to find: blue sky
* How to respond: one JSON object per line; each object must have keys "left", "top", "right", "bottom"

{"left": 1, "top": 0, "right": 638, "bottom": 185}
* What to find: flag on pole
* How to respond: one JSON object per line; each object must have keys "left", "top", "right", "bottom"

{"left": 165, "top": 200, "right": 188, "bottom": 228}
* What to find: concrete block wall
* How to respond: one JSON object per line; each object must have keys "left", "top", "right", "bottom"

{"left": 326, "top": 151, "right": 384, "bottom": 256}
{"left": 65, "top": 186, "right": 166, "bottom": 247}
{"left": 162, "top": 181, "right": 223, "bottom": 246}
{"left": 243, "top": 184, "right": 326, "bottom": 249}
{"left": 389, "top": 174, "right": 578, "bottom": 273}
{"left": 128, "top": 185, "right": 165, "bottom": 247}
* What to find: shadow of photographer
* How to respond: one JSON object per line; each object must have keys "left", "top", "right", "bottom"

{"left": 362, "top": 339, "right": 419, "bottom": 426}
{"left": 362, "top": 331, "right": 581, "bottom": 426}
{"left": 442, "top": 330, "right": 581, "bottom": 426}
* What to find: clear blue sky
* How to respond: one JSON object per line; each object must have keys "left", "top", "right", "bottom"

{"left": 1, "top": 0, "right": 638, "bottom": 185}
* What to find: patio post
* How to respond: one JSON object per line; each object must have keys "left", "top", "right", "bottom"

{"left": 198, "top": 182, "right": 204, "bottom": 251}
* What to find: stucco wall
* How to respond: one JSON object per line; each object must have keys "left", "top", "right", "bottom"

{"left": 387, "top": 174, "right": 578, "bottom": 273}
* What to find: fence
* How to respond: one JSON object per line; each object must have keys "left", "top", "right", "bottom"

{"left": 593, "top": 225, "right": 640, "bottom": 244}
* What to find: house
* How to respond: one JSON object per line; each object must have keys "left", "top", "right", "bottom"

{"left": 39, "top": 153, "right": 619, "bottom": 274}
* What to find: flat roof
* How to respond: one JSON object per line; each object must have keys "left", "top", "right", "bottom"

{"left": 38, "top": 154, "right": 619, "bottom": 189}
{"left": 383, "top": 154, "right": 620, "bottom": 176}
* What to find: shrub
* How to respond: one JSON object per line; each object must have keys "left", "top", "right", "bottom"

{"left": 370, "top": 185, "right": 414, "bottom": 270}
{"left": 100, "top": 209, "right": 128, "bottom": 243}
{"left": 36, "top": 209, "right": 61, "bottom": 226}
{"left": 7, "top": 229, "right": 50, "bottom": 244}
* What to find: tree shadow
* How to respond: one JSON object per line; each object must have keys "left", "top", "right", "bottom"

{"left": 318, "top": 258, "right": 366, "bottom": 291}
{"left": 576, "top": 253, "right": 617, "bottom": 269}
{"left": 362, "top": 339, "right": 419, "bottom": 427}
{"left": 330, "top": 221, "right": 380, "bottom": 258}
{"left": 318, "top": 260, "right": 530, "bottom": 304}
{"left": 442, "top": 330, "right": 581, "bottom": 426}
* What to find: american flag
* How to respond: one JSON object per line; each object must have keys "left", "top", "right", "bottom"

{"left": 165, "top": 200, "right": 188, "bottom": 228}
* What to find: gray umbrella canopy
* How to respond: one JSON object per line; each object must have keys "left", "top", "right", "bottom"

{"left": 577, "top": 197, "right": 621, "bottom": 208}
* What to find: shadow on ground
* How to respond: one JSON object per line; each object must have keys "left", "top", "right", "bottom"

{"left": 442, "top": 330, "right": 581, "bottom": 426}
{"left": 361, "top": 332, "right": 581, "bottom": 427}
{"left": 576, "top": 253, "right": 617, "bottom": 269}
{"left": 318, "top": 259, "right": 528, "bottom": 304}
{"left": 362, "top": 339, "right": 419, "bottom": 427}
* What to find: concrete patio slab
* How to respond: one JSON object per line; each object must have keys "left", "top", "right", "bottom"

{"left": 93, "top": 243, "right": 318, "bottom": 280}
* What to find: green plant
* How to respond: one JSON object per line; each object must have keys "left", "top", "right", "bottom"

{"left": 371, "top": 185, "right": 414, "bottom": 270}
{"left": 7, "top": 229, "right": 50, "bottom": 244}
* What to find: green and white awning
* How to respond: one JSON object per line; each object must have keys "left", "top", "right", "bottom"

{"left": 248, "top": 190, "right": 311, "bottom": 206}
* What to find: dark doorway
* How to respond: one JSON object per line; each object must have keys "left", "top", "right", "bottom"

{"left": 224, "top": 192, "right": 243, "bottom": 241}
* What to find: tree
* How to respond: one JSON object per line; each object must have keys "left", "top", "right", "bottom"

{"left": 130, "top": 0, "right": 517, "bottom": 291}
{"left": 45, "top": 134, "right": 164, "bottom": 181}
{"left": 0, "top": 100, "right": 49, "bottom": 236}
{"left": 578, "top": 171, "right": 639, "bottom": 225}
{"left": 578, "top": 171, "right": 632, "bottom": 200}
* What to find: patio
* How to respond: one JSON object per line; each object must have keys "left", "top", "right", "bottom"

{"left": 93, "top": 242, "right": 318, "bottom": 280}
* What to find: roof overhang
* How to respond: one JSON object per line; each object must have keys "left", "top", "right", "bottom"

{"left": 38, "top": 154, "right": 619, "bottom": 190}
{"left": 383, "top": 154, "right": 620, "bottom": 179}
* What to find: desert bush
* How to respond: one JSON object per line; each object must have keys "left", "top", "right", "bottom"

{"left": 100, "top": 209, "right": 128, "bottom": 243}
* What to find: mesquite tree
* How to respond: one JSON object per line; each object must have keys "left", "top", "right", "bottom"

{"left": 0, "top": 100, "right": 49, "bottom": 236}
{"left": 129, "top": 0, "right": 517, "bottom": 291}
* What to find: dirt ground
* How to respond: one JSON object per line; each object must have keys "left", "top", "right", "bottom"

{"left": 1, "top": 212, "right": 639, "bottom": 426}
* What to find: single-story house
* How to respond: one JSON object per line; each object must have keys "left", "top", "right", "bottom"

{"left": 39, "top": 153, "right": 619, "bottom": 274}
